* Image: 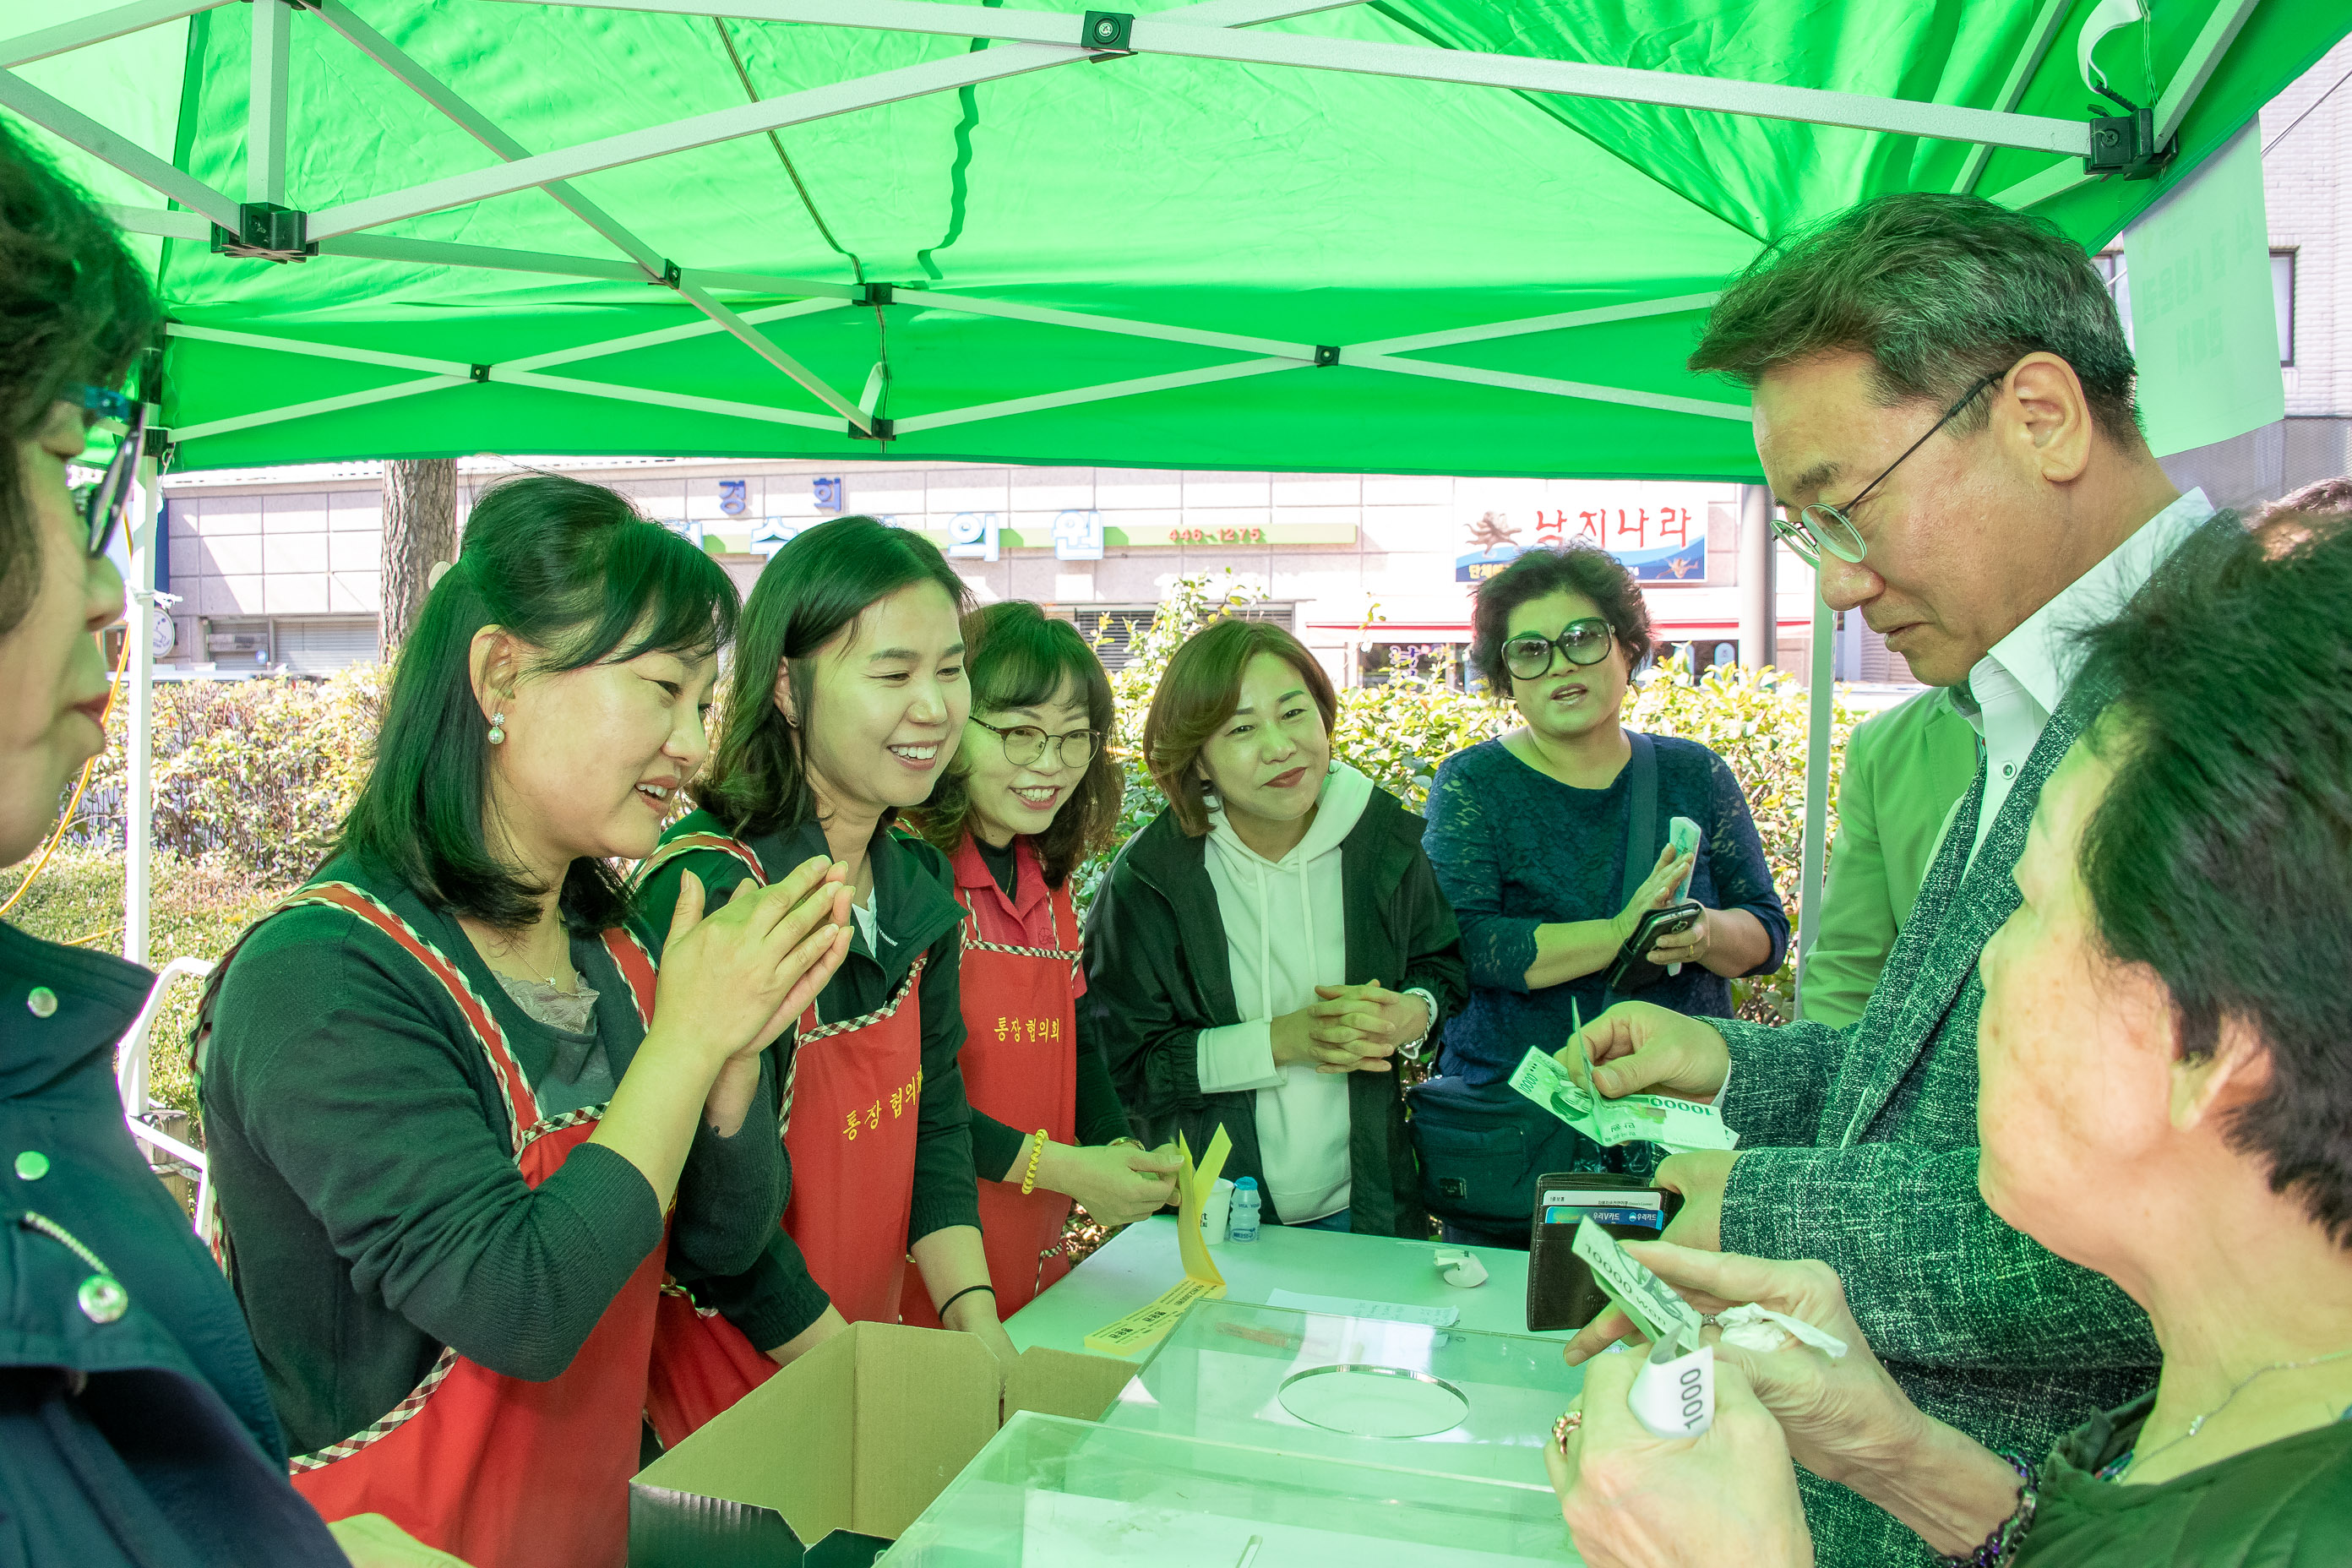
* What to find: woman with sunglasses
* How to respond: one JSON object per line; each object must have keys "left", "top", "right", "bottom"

{"left": 0, "top": 124, "right": 355, "bottom": 1568}
{"left": 1417, "top": 542, "right": 1786, "bottom": 1247}
{"left": 901, "top": 601, "right": 1178, "bottom": 1325}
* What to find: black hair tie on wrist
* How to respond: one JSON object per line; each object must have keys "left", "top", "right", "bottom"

{"left": 938, "top": 1283, "right": 996, "bottom": 1320}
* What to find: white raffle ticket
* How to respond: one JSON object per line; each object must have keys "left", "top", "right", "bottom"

{"left": 1572, "top": 1220, "right": 1717, "bottom": 1438}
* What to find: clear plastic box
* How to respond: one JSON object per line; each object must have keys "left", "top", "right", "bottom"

{"left": 882, "top": 1409, "right": 1582, "bottom": 1566}
{"left": 1100, "top": 1298, "right": 1578, "bottom": 1486}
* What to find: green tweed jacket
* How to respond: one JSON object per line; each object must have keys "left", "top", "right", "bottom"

{"left": 1715, "top": 667, "right": 2160, "bottom": 1568}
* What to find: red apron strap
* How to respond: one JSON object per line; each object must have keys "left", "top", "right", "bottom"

{"left": 781, "top": 953, "right": 927, "bottom": 1141}
{"left": 598, "top": 928, "right": 660, "bottom": 1031}
{"left": 630, "top": 833, "right": 767, "bottom": 893}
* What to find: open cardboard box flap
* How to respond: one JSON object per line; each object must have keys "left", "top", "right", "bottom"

{"left": 629, "top": 1322, "right": 1135, "bottom": 1565}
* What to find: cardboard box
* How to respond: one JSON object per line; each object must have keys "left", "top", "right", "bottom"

{"left": 629, "top": 1322, "right": 1137, "bottom": 1567}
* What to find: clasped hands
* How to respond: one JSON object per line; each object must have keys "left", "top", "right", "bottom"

{"left": 1271, "top": 981, "right": 1429, "bottom": 1075}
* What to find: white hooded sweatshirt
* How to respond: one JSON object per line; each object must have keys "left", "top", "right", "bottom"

{"left": 1191, "top": 761, "right": 1375, "bottom": 1225}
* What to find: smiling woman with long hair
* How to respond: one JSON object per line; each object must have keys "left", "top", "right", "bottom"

{"left": 198, "top": 476, "right": 850, "bottom": 1568}
{"left": 630, "top": 515, "right": 1011, "bottom": 1444}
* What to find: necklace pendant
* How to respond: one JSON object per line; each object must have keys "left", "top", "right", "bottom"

{"left": 2185, "top": 1414, "right": 2207, "bottom": 1436}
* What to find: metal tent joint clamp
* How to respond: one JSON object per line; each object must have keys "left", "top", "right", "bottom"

{"left": 211, "top": 203, "right": 314, "bottom": 264}
{"left": 1314, "top": 345, "right": 1342, "bottom": 368}
{"left": 1084, "top": 11, "right": 1135, "bottom": 59}
{"left": 651, "top": 259, "right": 683, "bottom": 289}
{"left": 469, "top": 364, "right": 493, "bottom": 384}
{"left": 850, "top": 415, "right": 896, "bottom": 442}
{"left": 861, "top": 282, "right": 896, "bottom": 308}
{"left": 2082, "top": 88, "right": 2172, "bottom": 182}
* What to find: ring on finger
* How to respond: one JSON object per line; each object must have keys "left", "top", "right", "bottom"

{"left": 1552, "top": 1408, "right": 1583, "bottom": 1455}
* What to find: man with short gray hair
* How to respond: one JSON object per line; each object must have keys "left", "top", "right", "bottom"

{"left": 1565, "top": 191, "right": 2218, "bottom": 1566}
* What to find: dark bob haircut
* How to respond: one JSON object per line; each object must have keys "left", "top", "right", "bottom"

{"left": 339, "top": 474, "right": 738, "bottom": 933}
{"left": 1144, "top": 618, "right": 1337, "bottom": 838}
{"left": 0, "top": 123, "right": 161, "bottom": 635}
{"left": 2073, "top": 508, "right": 2352, "bottom": 1247}
{"left": 1690, "top": 191, "right": 2142, "bottom": 446}
{"left": 916, "top": 601, "right": 1123, "bottom": 886}
{"left": 1469, "top": 540, "right": 1652, "bottom": 692}
{"left": 695, "top": 516, "right": 972, "bottom": 840}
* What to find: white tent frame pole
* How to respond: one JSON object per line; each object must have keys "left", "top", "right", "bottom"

{"left": 890, "top": 358, "right": 1303, "bottom": 434}
{"left": 509, "top": 0, "right": 2091, "bottom": 155}
{"left": 123, "top": 450, "right": 162, "bottom": 972}
{"left": 1354, "top": 291, "right": 1719, "bottom": 356}
{"left": 172, "top": 378, "right": 470, "bottom": 442}
{"left": 167, "top": 322, "right": 474, "bottom": 376}
{"left": 0, "top": 69, "right": 241, "bottom": 228}
{"left": 909, "top": 291, "right": 1320, "bottom": 361}
{"left": 496, "top": 371, "right": 843, "bottom": 431}
{"left": 305, "top": 45, "right": 1081, "bottom": 241}
{"left": 248, "top": 0, "right": 291, "bottom": 205}
{"left": 0, "top": 0, "right": 231, "bottom": 70}
{"left": 2157, "top": 0, "right": 2262, "bottom": 147}
{"left": 1344, "top": 353, "right": 1753, "bottom": 422}
{"left": 501, "top": 297, "right": 849, "bottom": 373}
{"left": 308, "top": 0, "right": 870, "bottom": 428}
{"left": 1794, "top": 578, "right": 1836, "bottom": 1012}
{"left": 1953, "top": 0, "right": 2073, "bottom": 195}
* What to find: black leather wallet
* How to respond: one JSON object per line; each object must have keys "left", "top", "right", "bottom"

{"left": 1525, "top": 1171, "right": 1683, "bottom": 1332}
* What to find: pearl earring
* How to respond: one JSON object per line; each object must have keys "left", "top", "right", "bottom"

{"left": 487, "top": 711, "right": 506, "bottom": 745}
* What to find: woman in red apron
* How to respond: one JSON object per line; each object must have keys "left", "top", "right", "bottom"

{"left": 900, "top": 601, "right": 1178, "bottom": 1326}
{"left": 195, "top": 477, "right": 850, "bottom": 1568}
{"left": 632, "top": 516, "right": 1012, "bottom": 1447}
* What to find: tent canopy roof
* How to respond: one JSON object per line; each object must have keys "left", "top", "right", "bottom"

{"left": 8, "top": 0, "right": 2345, "bottom": 479}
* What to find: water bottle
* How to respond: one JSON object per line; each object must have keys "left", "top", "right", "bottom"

{"left": 1228, "top": 1177, "right": 1261, "bottom": 1243}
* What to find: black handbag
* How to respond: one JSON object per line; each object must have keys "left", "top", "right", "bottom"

{"left": 1408, "top": 732, "right": 1665, "bottom": 1230}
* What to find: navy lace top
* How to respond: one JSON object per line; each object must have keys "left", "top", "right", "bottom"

{"left": 1421, "top": 733, "right": 1789, "bottom": 1086}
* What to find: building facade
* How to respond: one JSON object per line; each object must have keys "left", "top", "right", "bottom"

{"left": 156, "top": 456, "right": 1823, "bottom": 685}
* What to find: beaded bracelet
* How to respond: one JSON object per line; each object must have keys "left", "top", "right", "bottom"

{"left": 1934, "top": 1451, "right": 2039, "bottom": 1568}
{"left": 1021, "top": 1129, "right": 1050, "bottom": 1195}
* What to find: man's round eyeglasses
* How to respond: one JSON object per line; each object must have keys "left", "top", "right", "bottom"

{"left": 67, "top": 384, "right": 147, "bottom": 562}
{"left": 971, "top": 718, "right": 1102, "bottom": 770}
{"left": 1501, "top": 618, "right": 1614, "bottom": 682}
{"left": 1772, "top": 365, "right": 2010, "bottom": 569}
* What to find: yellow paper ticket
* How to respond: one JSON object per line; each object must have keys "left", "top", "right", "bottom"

{"left": 1084, "top": 1124, "right": 1233, "bottom": 1354}
{"left": 1082, "top": 1275, "right": 1225, "bottom": 1355}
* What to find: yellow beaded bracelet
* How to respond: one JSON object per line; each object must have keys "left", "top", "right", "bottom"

{"left": 1021, "top": 1129, "right": 1049, "bottom": 1195}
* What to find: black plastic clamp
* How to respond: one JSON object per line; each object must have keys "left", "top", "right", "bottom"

{"left": 469, "top": 364, "right": 493, "bottom": 384}
{"left": 2082, "top": 90, "right": 2172, "bottom": 181}
{"left": 1313, "top": 345, "right": 1342, "bottom": 367}
{"left": 861, "top": 281, "right": 896, "bottom": 308}
{"left": 1083, "top": 11, "right": 1134, "bottom": 57}
{"left": 210, "top": 203, "right": 313, "bottom": 263}
{"left": 850, "top": 415, "right": 896, "bottom": 441}
{"left": 650, "top": 259, "right": 683, "bottom": 288}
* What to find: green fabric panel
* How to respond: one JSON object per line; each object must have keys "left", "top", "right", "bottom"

{"left": 7, "top": 1, "right": 2345, "bottom": 477}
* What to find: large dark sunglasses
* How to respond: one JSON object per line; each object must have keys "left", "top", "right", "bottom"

{"left": 68, "top": 384, "right": 147, "bottom": 561}
{"left": 1502, "top": 618, "right": 1614, "bottom": 681}
{"left": 971, "top": 717, "right": 1102, "bottom": 770}
{"left": 1772, "top": 364, "right": 2010, "bottom": 569}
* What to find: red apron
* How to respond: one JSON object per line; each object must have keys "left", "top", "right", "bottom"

{"left": 633, "top": 831, "right": 931, "bottom": 1445}
{"left": 901, "top": 868, "right": 1084, "bottom": 1326}
{"left": 199, "top": 882, "right": 665, "bottom": 1568}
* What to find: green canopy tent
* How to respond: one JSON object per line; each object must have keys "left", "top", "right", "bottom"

{"left": 5, "top": 1, "right": 2343, "bottom": 1166}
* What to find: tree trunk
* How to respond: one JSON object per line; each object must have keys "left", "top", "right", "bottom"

{"left": 379, "top": 459, "right": 457, "bottom": 654}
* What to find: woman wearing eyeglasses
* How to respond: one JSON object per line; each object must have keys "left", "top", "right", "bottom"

{"left": 1416, "top": 542, "right": 1787, "bottom": 1248}
{"left": 898, "top": 601, "right": 1179, "bottom": 1324}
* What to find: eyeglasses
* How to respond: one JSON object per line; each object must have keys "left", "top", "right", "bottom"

{"left": 66, "top": 384, "right": 147, "bottom": 561}
{"left": 1501, "top": 618, "right": 1614, "bottom": 682}
{"left": 971, "top": 717, "right": 1102, "bottom": 770}
{"left": 1772, "top": 366, "right": 2010, "bottom": 569}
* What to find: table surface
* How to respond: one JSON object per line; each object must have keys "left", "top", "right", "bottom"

{"left": 1007, "top": 1217, "right": 1580, "bottom": 1357}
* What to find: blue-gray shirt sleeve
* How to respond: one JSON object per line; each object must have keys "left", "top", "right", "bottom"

{"left": 1422, "top": 749, "right": 1543, "bottom": 994}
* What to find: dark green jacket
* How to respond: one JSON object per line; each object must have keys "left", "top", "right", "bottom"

{"left": 199, "top": 854, "right": 783, "bottom": 1454}
{"left": 633, "top": 810, "right": 980, "bottom": 1348}
{"left": 2, "top": 920, "right": 346, "bottom": 1567}
{"left": 2023, "top": 1395, "right": 2352, "bottom": 1566}
{"left": 1084, "top": 788, "right": 1464, "bottom": 1237}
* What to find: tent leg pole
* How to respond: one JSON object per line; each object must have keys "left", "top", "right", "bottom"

{"left": 1794, "top": 576, "right": 1834, "bottom": 1016}
{"left": 125, "top": 457, "right": 160, "bottom": 980}
{"left": 248, "top": 0, "right": 291, "bottom": 204}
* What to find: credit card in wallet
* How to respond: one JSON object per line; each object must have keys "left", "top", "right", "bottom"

{"left": 1547, "top": 1206, "right": 1663, "bottom": 1228}
{"left": 1542, "top": 1190, "right": 1663, "bottom": 1210}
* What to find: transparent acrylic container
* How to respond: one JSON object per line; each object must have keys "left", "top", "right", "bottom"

{"left": 882, "top": 1410, "right": 1582, "bottom": 1566}
{"left": 1100, "top": 1298, "right": 1578, "bottom": 1486}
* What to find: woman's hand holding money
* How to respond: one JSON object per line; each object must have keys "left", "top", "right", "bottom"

{"left": 1548, "top": 1349, "right": 1810, "bottom": 1568}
